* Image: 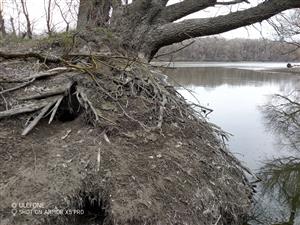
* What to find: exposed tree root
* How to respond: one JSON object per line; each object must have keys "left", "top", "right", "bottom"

{"left": 0, "top": 78, "right": 35, "bottom": 95}
{"left": 0, "top": 54, "right": 228, "bottom": 139}
{"left": 49, "top": 95, "right": 64, "bottom": 124}
{"left": 21, "top": 98, "right": 59, "bottom": 136}
{"left": 18, "top": 80, "right": 74, "bottom": 101}
{"left": 0, "top": 50, "right": 254, "bottom": 225}
{"left": 0, "top": 67, "right": 70, "bottom": 83}
{"left": 0, "top": 51, "right": 62, "bottom": 63}
{"left": 0, "top": 99, "right": 54, "bottom": 118}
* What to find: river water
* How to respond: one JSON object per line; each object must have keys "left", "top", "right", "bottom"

{"left": 163, "top": 63, "right": 300, "bottom": 171}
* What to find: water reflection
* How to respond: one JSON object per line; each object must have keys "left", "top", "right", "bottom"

{"left": 255, "top": 91, "right": 300, "bottom": 225}
{"left": 261, "top": 92, "right": 300, "bottom": 153}
{"left": 165, "top": 67, "right": 299, "bottom": 170}
{"left": 165, "top": 65, "right": 300, "bottom": 224}
{"left": 258, "top": 157, "right": 300, "bottom": 225}
{"left": 164, "top": 67, "right": 297, "bottom": 89}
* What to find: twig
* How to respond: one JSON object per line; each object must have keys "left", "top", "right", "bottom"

{"left": 0, "top": 100, "right": 51, "bottom": 119}
{"left": 0, "top": 67, "right": 71, "bottom": 83}
{"left": 0, "top": 51, "right": 62, "bottom": 63}
{"left": 156, "top": 94, "right": 167, "bottom": 129}
{"left": 0, "top": 93, "right": 8, "bottom": 110}
{"left": 96, "top": 147, "right": 101, "bottom": 172}
{"left": 214, "top": 215, "right": 222, "bottom": 225}
{"left": 22, "top": 100, "right": 57, "bottom": 136}
{"left": 61, "top": 129, "right": 72, "bottom": 140}
{"left": 0, "top": 78, "right": 35, "bottom": 95}
{"left": 76, "top": 88, "right": 117, "bottom": 125}
{"left": 18, "top": 80, "right": 74, "bottom": 101}
{"left": 154, "top": 40, "right": 195, "bottom": 59}
{"left": 77, "top": 89, "right": 99, "bottom": 121}
{"left": 49, "top": 95, "right": 64, "bottom": 124}
{"left": 117, "top": 102, "right": 149, "bottom": 131}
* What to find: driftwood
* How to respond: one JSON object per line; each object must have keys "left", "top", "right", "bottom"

{"left": 0, "top": 51, "right": 62, "bottom": 63}
{"left": 0, "top": 66, "right": 78, "bottom": 134}
{"left": 0, "top": 78, "right": 35, "bottom": 94}
{"left": 21, "top": 98, "right": 58, "bottom": 136}
{"left": 0, "top": 100, "right": 52, "bottom": 118}
{"left": 18, "top": 80, "right": 74, "bottom": 101}
{"left": 48, "top": 95, "right": 64, "bottom": 124}
{"left": 0, "top": 67, "right": 70, "bottom": 83}
{"left": 0, "top": 48, "right": 254, "bottom": 225}
{"left": 0, "top": 52, "right": 227, "bottom": 140}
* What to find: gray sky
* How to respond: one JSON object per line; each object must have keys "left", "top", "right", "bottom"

{"left": 2, "top": 0, "right": 277, "bottom": 39}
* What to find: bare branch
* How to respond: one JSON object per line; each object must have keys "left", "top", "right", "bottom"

{"left": 150, "top": 0, "right": 300, "bottom": 50}
{"left": 155, "top": 0, "right": 217, "bottom": 23}
{"left": 216, "top": 0, "right": 249, "bottom": 6}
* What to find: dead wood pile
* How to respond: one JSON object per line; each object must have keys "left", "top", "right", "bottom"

{"left": 0, "top": 35, "right": 254, "bottom": 225}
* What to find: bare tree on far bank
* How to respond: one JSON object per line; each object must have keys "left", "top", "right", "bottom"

{"left": 155, "top": 37, "right": 300, "bottom": 62}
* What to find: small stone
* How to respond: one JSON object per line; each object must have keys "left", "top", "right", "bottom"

{"left": 175, "top": 141, "right": 183, "bottom": 148}
{"left": 147, "top": 133, "right": 158, "bottom": 142}
{"left": 123, "top": 132, "right": 136, "bottom": 139}
{"left": 156, "top": 154, "right": 162, "bottom": 158}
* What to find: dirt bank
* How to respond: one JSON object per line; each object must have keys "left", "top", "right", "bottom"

{"left": 0, "top": 38, "right": 252, "bottom": 225}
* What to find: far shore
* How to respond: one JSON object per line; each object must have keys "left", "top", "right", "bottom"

{"left": 264, "top": 67, "right": 300, "bottom": 75}
{"left": 152, "top": 61, "right": 300, "bottom": 75}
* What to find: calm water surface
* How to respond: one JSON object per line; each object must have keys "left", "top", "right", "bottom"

{"left": 154, "top": 61, "right": 299, "bottom": 70}
{"left": 164, "top": 65, "right": 300, "bottom": 170}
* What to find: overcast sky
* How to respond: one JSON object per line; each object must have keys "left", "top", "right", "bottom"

{"left": 2, "top": 0, "right": 277, "bottom": 39}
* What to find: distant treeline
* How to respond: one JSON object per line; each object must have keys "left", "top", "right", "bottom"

{"left": 155, "top": 37, "right": 300, "bottom": 62}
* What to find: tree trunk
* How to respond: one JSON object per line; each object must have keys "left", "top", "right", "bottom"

{"left": 288, "top": 206, "right": 296, "bottom": 225}
{"left": 20, "top": 0, "right": 32, "bottom": 38}
{"left": 76, "top": 0, "right": 300, "bottom": 61}
{"left": 77, "top": 0, "right": 111, "bottom": 29}
{"left": 0, "top": 5, "right": 6, "bottom": 37}
{"left": 10, "top": 17, "right": 16, "bottom": 36}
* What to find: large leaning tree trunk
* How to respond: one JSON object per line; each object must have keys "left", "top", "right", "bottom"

{"left": 75, "top": 0, "right": 300, "bottom": 60}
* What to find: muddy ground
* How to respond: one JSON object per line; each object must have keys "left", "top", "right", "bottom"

{"left": 0, "top": 47, "right": 252, "bottom": 225}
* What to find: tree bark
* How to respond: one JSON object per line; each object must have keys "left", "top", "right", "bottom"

{"left": 0, "top": 3, "right": 6, "bottom": 37}
{"left": 77, "top": 0, "right": 300, "bottom": 61}
{"left": 77, "top": 0, "right": 112, "bottom": 29}
{"left": 20, "top": 0, "right": 32, "bottom": 38}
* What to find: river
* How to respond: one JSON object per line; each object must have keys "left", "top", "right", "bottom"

{"left": 163, "top": 63, "right": 300, "bottom": 171}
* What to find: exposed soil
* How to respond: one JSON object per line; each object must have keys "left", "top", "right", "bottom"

{"left": 0, "top": 39, "right": 252, "bottom": 225}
